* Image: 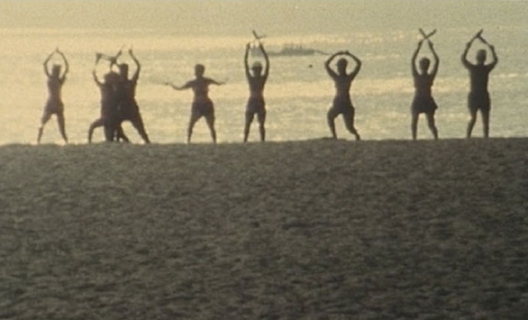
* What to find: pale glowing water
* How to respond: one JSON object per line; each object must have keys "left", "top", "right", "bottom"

{"left": 0, "top": 1, "right": 526, "bottom": 144}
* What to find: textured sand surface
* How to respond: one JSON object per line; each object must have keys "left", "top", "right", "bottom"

{"left": 0, "top": 139, "right": 527, "bottom": 319}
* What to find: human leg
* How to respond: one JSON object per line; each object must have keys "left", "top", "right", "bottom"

{"left": 481, "top": 109, "right": 490, "bottom": 138}
{"left": 411, "top": 112, "right": 419, "bottom": 140}
{"left": 56, "top": 112, "right": 68, "bottom": 143}
{"left": 204, "top": 111, "right": 217, "bottom": 143}
{"left": 467, "top": 108, "right": 478, "bottom": 138}
{"left": 115, "top": 125, "right": 130, "bottom": 143}
{"left": 244, "top": 110, "right": 254, "bottom": 143}
{"left": 343, "top": 108, "right": 360, "bottom": 141}
{"left": 257, "top": 109, "right": 267, "bottom": 142}
{"left": 327, "top": 107, "right": 339, "bottom": 139}
{"left": 37, "top": 111, "right": 52, "bottom": 144}
{"left": 187, "top": 110, "right": 202, "bottom": 143}
{"left": 128, "top": 114, "right": 150, "bottom": 143}
{"left": 88, "top": 118, "right": 105, "bottom": 143}
{"left": 425, "top": 112, "right": 439, "bottom": 140}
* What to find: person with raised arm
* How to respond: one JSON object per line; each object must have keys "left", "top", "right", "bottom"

{"left": 325, "top": 50, "right": 361, "bottom": 140}
{"left": 88, "top": 64, "right": 129, "bottom": 143}
{"left": 38, "top": 48, "right": 69, "bottom": 144}
{"left": 243, "top": 41, "right": 270, "bottom": 142}
{"left": 410, "top": 39, "right": 440, "bottom": 140}
{"left": 116, "top": 49, "right": 150, "bottom": 143}
{"left": 462, "top": 30, "right": 498, "bottom": 138}
{"left": 166, "top": 64, "right": 226, "bottom": 143}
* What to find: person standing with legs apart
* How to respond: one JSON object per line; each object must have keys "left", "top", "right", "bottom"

{"left": 116, "top": 49, "right": 150, "bottom": 143}
{"left": 166, "top": 64, "right": 226, "bottom": 143}
{"left": 244, "top": 41, "right": 270, "bottom": 142}
{"left": 462, "top": 30, "right": 498, "bottom": 138}
{"left": 88, "top": 66, "right": 129, "bottom": 143}
{"left": 410, "top": 30, "right": 440, "bottom": 140}
{"left": 325, "top": 50, "right": 361, "bottom": 140}
{"left": 38, "top": 48, "right": 69, "bottom": 144}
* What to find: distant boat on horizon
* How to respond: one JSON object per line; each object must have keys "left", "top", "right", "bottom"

{"left": 252, "top": 43, "right": 328, "bottom": 57}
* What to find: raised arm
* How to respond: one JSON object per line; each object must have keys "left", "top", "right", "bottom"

{"left": 92, "top": 69, "right": 103, "bottom": 86}
{"left": 344, "top": 51, "right": 362, "bottom": 78}
{"left": 325, "top": 51, "right": 341, "bottom": 78}
{"left": 260, "top": 43, "right": 270, "bottom": 78}
{"left": 56, "top": 49, "right": 69, "bottom": 80}
{"left": 411, "top": 40, "right": 423, "bottom": 76}
{"left": 43, "top": 51, "right": 54, "bottom": 77}
{"left": 129, "top": 49, "right": 141, "bottom": 82}
{"left": 428, "top": 41, "right": 440, "bottom": 77}
{"left": 461, "top": 36, "right": 477, "bottom": 68}
{"left": 244, "top": 42, "right": 251, "bottom": 79}
{"left": 92, "top": 70, "right": 103, "bottom": 86}
{"left": 487, "top": 43, "right": 498, "bottom": 69}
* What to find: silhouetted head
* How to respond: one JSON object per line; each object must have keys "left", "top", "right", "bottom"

{"left": 51, "top": 64, "right": 61, "bottom": 77}
{"left": 476, "top": 49, "right": 487, "bottom": 64}
{"left": 118, "top": 63, "right": 129, "bottom": 79}
{"left": 251, "top": 61, "right": 263, "bottom": 76}
{"left": 336, "top": 58, "right": 348, "bottom": 75}
{"left": 419, "top": 57, "right": 430, "bottom": 73}
{"left": 195, "top": 64, "right": 205, "bottom": 77}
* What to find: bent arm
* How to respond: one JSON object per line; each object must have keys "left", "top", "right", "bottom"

{"left": 92, "top": 70, "right": 102, "bottom": 86}
{"left": 129, "top": 50, "right": 141, "bottom": 82}
{"left": 461, "top": 39, "right": 474, "bottom": 68}
{"left": 260, "top": 43, "right": 270, "bottom": 78}
{"left": 57, "top": 49, "right": 69, "bottom": 79}
{"left": 429, "top": 41, "right": 440, "bottom": 77}
{"left": 488, "top": 44, "right": 498, "bottom": 69}
{"left": 43, "top": 51, "right": 53, "bottom": 77}
{"left": 345, "top": 51, "right": 362, "bottom": 78}
{"left": 244, "top": 43, "right": 251, "bottom": 79}
{"left": 325, "top": 51, "right": 340, "bottom": 78}
{"left": 411, "top": 41, "right": 422, "bottom": 76}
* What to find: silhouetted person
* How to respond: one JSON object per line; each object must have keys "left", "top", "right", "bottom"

{"left": 166, "top": 64, "right": 226, "bottom": 143}
{"left": 38, "top": 48, "right": 69, "bottom": 144}
{"left": 244, "top": 42, "right": 270, "bottom": 142}
{"left": 410, "top": 39, "right": 439, "bottom": 140}
{"left": 116, "top": 49, "right": 150, "bottom": 143}
{"left": 462, "top": 31, "right": 498, "bottom": 138}
{"left": 88, "top": 69, "right": 129, "bottom": 143}
{"left": 325, "top": 50, "right": 361, "bottom": 140}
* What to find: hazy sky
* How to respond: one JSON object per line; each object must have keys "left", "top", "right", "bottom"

{"left": 0, "top": 0, "right": 525, "bottom": 35}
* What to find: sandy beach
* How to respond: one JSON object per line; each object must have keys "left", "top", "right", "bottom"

{"left": 0, "top": 138, "right": 527, "bottom": 319}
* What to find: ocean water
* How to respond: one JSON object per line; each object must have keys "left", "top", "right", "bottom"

{"left": 0, "top": 1, "right": 526, "bottom": 145}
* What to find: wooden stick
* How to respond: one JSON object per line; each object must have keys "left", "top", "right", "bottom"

{"left": 419, "top": 28, "right": 437, "bottom": 40}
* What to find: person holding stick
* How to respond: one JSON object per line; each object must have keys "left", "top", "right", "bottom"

{"left": 410, "top": 29, "right": 440, "bottom": 140}
{"left": 88, "top": 61, "right": 129, "bottom": 143}
{"left": 116, "top": 49, "right": 151, "bottom": 143}
{"left": 462, "top": 30, "right": 498, "bottom": 138}
{"left": 166, "top": 64, "right": 226, "bottom": 143}
{"left": 243, "top": 41, "right": 270, "bottom": 142}
{"left": 325, "top": 50, "right": 361, "bottom": 140}
{"left": 38, "top": 48, "right": 69, "bottom": 144}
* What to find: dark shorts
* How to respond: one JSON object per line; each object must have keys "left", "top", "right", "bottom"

{"left": 246, "top": 97, "right": 266, "bottom": 122}
{"left": 411, "top": 94, "right": 438, "bottom": 114}
{"left": 192, "top": 100, "right": 214, "bottom": 119}
{"left": 42, "top": 100, "right": 64, "bottom": 123}
{"left": 330, "top": 95, "right": 355, "bottom": 118}
{"left": 468, "top": 92, "right": 491, "bottom": 112}
{"left": 119, "top": 101, "right": 141, "bottom": 121}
